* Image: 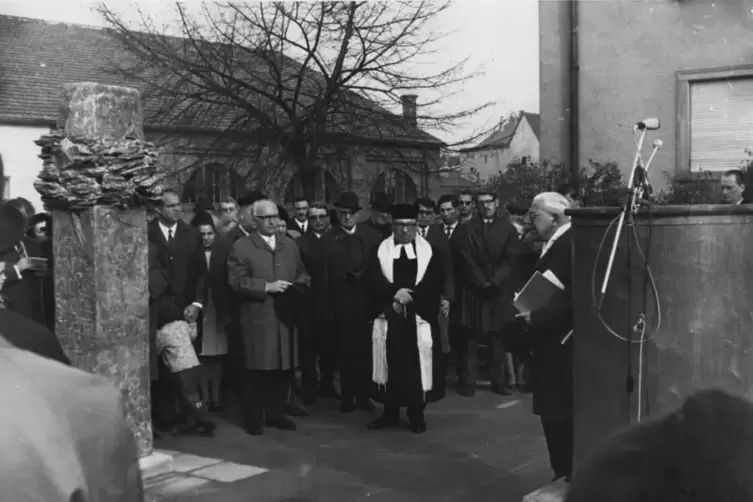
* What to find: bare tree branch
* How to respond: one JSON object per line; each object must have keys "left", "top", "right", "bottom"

{"left": 96, "top": 0, "right": 492, "bottom": 199}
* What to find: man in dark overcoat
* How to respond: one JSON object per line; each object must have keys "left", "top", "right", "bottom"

{"left": 321, "top": 192, "right": 382, "bottom": 413}
{"left": 518, "top": 192, "right": 574, "bottom": 482}
{"left": 147, "top": 189, "right": 207, "bottom": 430}
{"left": 455, "top": 190, "right": 520, "bottom": 396}
{"left": 227, "top": 200, "right": 310, "bottom": 436}
{"left": 295, "top": 202, "right": 338, "bottom": 402}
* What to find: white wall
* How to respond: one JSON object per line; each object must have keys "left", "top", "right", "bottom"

{"left": 0, "top": 125, "right": 49, "bottom": 212}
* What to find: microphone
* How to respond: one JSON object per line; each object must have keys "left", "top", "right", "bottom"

{"left": 634, "top": 118, "right": 660, "bottom": 131}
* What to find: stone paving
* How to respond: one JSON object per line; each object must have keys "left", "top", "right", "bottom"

{"left": 149, "top": 386, "right": 551, "bottom": 501}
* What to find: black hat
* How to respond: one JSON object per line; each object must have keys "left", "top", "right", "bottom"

{"left": 238, "top": 190, "right": 268, "bottom": 208}
{"left": 371, "top": 192, "right": 393, "bottom": 213}
{"left": 391, "top": 203, "right": 418, "bottom": 220}
{"left": 334, "top": 192, "right": 360, "bottom": 211}
{"left": 506, "top": 203, "right": 529, "bottom": 216}
{"left": 0, "top": 154, "right": 25, "bottom": 252}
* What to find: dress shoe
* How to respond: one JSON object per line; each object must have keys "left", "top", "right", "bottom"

{"left": 367, "top": 416, "right": 401, "bottom": 430}
{"left": 283, "top": 403, "right": 309, "bottom": 417}
{"left": 356, "top": 398, "right": 376, "bottom": 412}
{"left": 410, "top": 421, "right": 428, "bottom": 434}
{"left": 266, "top": 416, "right": 297, "bottom": 431}
{"left": 457, "top": 382, "right": 475, "bottom": 397}
{"left": 319, "top": 384, "right": 341, "bottom": 400}
{"left": 491, "top": 384, "right": 514, "bottom": 396}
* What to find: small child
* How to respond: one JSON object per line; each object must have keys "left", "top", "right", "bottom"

{"left": 155, "top": 297, "right": 216, "bottom": 437}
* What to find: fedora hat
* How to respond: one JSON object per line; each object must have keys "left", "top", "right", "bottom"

{"left": 0, "top": 154, "right": 26, "bottom": 252}
{"left": 334, "top": 192, "right": 360, "bottom": 211}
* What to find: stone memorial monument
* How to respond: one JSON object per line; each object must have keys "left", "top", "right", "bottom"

{"left": 33, "top": 83, "right": 165, "bottom": 467}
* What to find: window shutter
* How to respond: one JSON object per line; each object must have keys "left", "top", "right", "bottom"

{"left": 690, "top": 77, "right": 753, "bottom": 172}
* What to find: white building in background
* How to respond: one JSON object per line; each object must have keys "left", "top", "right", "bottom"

{"left": 458, "top": 111, "right": 540, "bottom": 180}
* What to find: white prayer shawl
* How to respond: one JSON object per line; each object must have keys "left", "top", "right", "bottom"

{"left": 372, "top": 235, "right": 434, "bottom": 393}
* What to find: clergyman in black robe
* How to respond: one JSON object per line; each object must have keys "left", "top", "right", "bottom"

{"left": 365, "top": 203, "right": 445, "bottom": 434}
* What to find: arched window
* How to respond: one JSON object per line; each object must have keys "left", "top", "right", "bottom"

{"left": 181, "top": 164, "right": 243, "bottom": 204}
{"left": 371, "top": 170, "right": 417, "bottom": 204}
{"left": 284, "top": 170, "right": 341, "bottom": 204}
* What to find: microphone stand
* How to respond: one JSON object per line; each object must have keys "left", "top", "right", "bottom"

{"left": 597, "top": 127, "right": 650, "bottom": 423}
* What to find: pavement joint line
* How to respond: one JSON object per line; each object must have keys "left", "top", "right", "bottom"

{"left": 496, "top": 400, "right": 521, "bottom": 409}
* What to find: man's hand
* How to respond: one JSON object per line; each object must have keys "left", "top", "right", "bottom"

{"left": 394, "top": 288, "right": 413, "bottom": 304}
{"left": 16, "top": 257, "right": 31, "bottom": 272}
{"left": 392, "top": 301, "right": 405, "bottom": 316}
{"left": 266, "top": 280, "right": 292, "bottom": 294}
{"left": 440, "top": 299, "right": 450, "bottom": 317}
{"left": 183, "top": 305, "right": 200, "bottom": 323}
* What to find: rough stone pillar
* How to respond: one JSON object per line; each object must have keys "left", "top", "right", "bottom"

{"left": 53, "top": 83, "right": 152, "bottom": 457}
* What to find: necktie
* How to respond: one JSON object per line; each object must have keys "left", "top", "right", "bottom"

{"left": 445, "top": 225, "right": 451, "bottom": 238}
{"left": 167, "top": 228, "right": 173, "bottom": 243}
{"left": 421, "top": 227, "right": 427, "bottom": 238}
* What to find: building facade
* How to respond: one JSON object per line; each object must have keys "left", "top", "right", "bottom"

{"left": 458, "top": 111, "right": 540, "bottom": 179}
{"left": 540, "top": 0, "right": 753, "bottom": 190}
{"left": 0, "top": 15, "right": 460, "bottom": 212}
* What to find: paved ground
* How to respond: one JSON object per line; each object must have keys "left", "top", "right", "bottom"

{"left": 148, "top": 385, "right": 551, "bottom": 502}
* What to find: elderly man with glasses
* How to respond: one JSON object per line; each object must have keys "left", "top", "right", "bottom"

{"left": 227, "top": 200, "right": 311, "bottom": 436}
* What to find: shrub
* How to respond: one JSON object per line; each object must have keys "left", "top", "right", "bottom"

{"left": 484, "top": 157, "right": 726, "bottom": 207}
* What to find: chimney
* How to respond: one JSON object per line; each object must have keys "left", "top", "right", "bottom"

{"left": 400, "top": 94, "right": 417, "bottom": 127}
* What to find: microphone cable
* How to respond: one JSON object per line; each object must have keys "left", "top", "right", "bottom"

{"left": 590, "top": 129, "right": 662, "bottom": 422}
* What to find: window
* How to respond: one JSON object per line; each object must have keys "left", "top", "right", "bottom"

{"left": 372, "top": 170, "right": 417, "bottom": 203}
{"left": 181, "top": 164, "right": 243, "bottom": 204}
{"left": 677, "top": 65, "right": 753, "bottom": 177}
{"left": 284, "top": 170, "right": 341, "bottom": 204}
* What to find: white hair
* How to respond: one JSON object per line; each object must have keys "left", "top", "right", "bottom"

{"left": 251, "top": 199, "right": 276, "bottom": 216}
{"left": 531, "top": 192, "right": 572, "bottom": 220}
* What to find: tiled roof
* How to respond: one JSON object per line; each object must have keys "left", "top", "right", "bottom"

{"left": 459, "top": 110, "right": 540, "bottom": 153}
{"left": 0, "top": 15, "right": 444, "bottom": 147}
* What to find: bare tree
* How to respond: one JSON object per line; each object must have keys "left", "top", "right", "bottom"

{"left": 97, "top": 1, "right": 491, "bottom": 199}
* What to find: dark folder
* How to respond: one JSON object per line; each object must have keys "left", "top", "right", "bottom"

{"left": 513, "top": 270, "right": 566, "bottom": 314}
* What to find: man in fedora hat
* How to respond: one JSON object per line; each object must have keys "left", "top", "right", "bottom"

{"left": 368, "top": 192, "right": 393, "bottom": 240}
{"left": 321, "top": 192, "right": 382, "bottom": 413}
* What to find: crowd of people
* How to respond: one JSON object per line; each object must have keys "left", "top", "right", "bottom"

{"left": 143, "top": 182, "right": 581, "bottom": 482}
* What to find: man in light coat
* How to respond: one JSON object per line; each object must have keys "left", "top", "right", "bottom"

{"left": 228, "top": 200, "right": 310, "bottom": 436}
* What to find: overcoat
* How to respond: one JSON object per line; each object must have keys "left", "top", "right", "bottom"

{"left": 455, "top": 215, "right": 520, "bottom": 334}
{"left": 227, "top": 232, "right": 310, "bottom": 371}
{"left": 529, "top": 227, "right": 574, "bottom": 420}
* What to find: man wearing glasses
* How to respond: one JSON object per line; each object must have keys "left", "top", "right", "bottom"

{"left": 321, "top": 192, "right": 382, "bottom": 413}
{"left": 455, "top": 190, "right": 520, "bottom": 397}
{"left": 457, "top": 190, "right": 476, "bottom": 224}
{"left": 295, "top": 203, "right": 337, "bottom": 403}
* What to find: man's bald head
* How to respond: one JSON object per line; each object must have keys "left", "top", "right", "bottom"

{"left": 252, "top": 199, "right": 277, "bottom": 216}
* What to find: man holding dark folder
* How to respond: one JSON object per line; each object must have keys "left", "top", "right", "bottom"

{"left": 516, "top": 191, "right": 574, "bottom": 483}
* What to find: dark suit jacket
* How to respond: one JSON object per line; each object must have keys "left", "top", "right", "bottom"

{"left": 529, "top": 228, "right": 573, "bottom": 419}
{"left": 291, "top": 218, "right": 308, "bottom": 235}
{"left": 456, "top": 215, "right": 520, "bottom": 332}
{"left": 422, "top": 224, "right": 455, "bottom": 303}
{"left": 147, "top": 220, "right": 207, "bottom": 377}
{"left": 295, "top": 231, "right": 328, "bottom": 320}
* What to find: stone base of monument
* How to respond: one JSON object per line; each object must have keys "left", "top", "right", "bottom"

{"left": 139, "top": 450, "right": 174, "bottom": 480}
{"left": 522, "top": 478, "right": 568, "bottom": 502}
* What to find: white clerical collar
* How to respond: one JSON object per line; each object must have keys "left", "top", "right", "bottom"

{"left": 342, "top": 225, "right": 356, "bottom": 235}
{"left": 389, "top": 240, "right": 416, "bottom": 260}
{"left": 541, "top": 222, "right": 571, "bottom": 258}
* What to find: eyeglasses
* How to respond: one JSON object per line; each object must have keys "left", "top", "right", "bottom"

{"left": 458, "top": 201, "right": 473, "bottom": 206}
{"left": 337, "top": 210, "right": 355, "bottom": 217}
{"left": 393, "top": 222, "right": 417, "bottom": 230}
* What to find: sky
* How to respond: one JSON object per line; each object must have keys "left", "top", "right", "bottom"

{"left": 0, "top": 0, "right": 539, "bottom": 148}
